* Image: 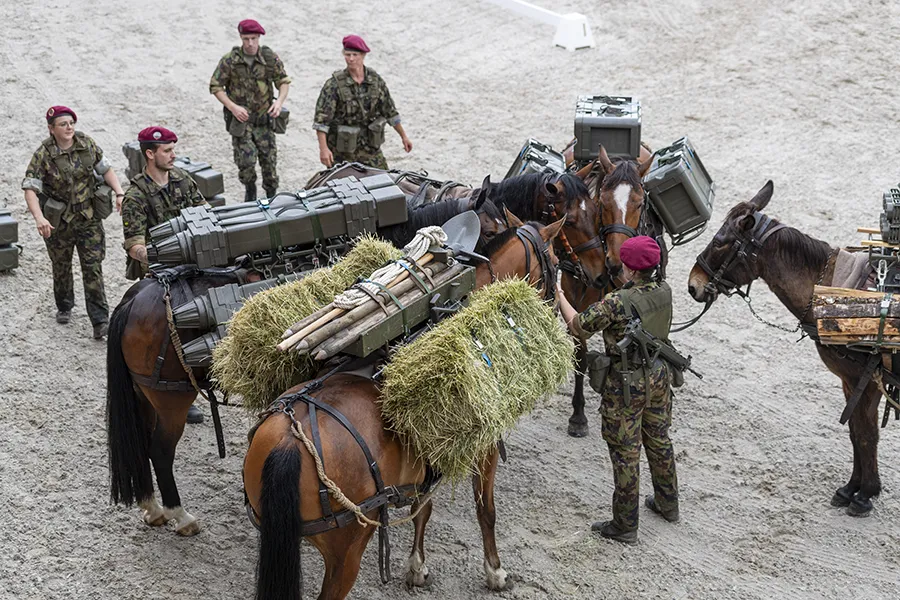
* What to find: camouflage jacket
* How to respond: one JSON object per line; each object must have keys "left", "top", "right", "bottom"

{"left": 121, "top": 167, "right": 205, "bottom": 277}
{"left": 22, "top": 131, "right": 111, "bottom": 223}
{"left": 209, "top": 46, "right": 291, "bottom": 117}
{"left": 576, "top": 277, "right": 670, "bottom": 357}
{"left": 313, "top": 67, "right": 401, "bottom": 151}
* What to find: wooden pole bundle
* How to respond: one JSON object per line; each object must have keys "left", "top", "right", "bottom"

{"left": 276, "top": 254, "right": 439, "bottom": 353}
{"left": 813, "top": 285, "right": 900, "bottom": 345}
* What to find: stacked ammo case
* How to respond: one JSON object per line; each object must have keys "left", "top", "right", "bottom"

{"left": 504, "top": 138, "right": 567, "bottom": 180}
{"left": 881, "top": 187, "right": 900, "bottom": 245}
{"left": 573, "top": 95, "right": 642, "bottom": 161}
{"left": 122, "top": 142, "right": 226, "bottom": 206}
{"left": 147, "top": 174, "right": 407, "bottom": 269}
{"left": 0, "top": 208, "right": 19, "bottom": 271}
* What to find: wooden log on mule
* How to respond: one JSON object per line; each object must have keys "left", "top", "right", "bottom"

{"left": 275, "top": 253, "right": 436, "bottom": 352}
{"left": 294, "top": 260, "right": 452, "bottom": 354}
{"left": 857, "top": 227, "right": 881, "bottom": 234}
{"left": 310, "top": 262, "right": 472, "bottom": 360}
{"left": 814, "top": 285, "right": 900, "bottom": 345}
{"left": 860, "top": 239, "right": 900, "bottom": 248}
{"left": 816, "top": 335, "right": 900, "bottom": 348}
{"left": 813, "top": 286, "right": 900, "bottom": 318}
{"left": 817, "top": 318, "right": 900, "bottom": 337}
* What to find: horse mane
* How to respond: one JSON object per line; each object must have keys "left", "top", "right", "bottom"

{"left": 377, "top": 199, "right": 464, "bottom": 248}
{"left": 491, "top": 172, "right": 589, "bottom": 218}
{"left": 597, "top": 160, "right": 643, "bottom": 196}
{"left": 728, "top": 202, "right": 831, "bottom": 270}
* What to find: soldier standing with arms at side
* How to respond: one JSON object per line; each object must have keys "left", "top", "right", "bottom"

{"left": 21, "top": 106, "right": 125, "bottom": 339}
{"left": 121, "top": 126, "right": 207, "bottom": 424}
{"left": 313, "top": 35, "right": 412, "bottom": 170}
{"left": 556, "top": 236, "right": 680, "bottom": 544}
{"left": 209, "top": 19, "right": 291, "bottom": 202}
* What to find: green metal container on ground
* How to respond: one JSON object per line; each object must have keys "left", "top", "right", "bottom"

{"left": 0, "top": 209, "right": 18, "bottom": 246}
{"left": 0, "top": 245, "right": 20, "bottom": 271}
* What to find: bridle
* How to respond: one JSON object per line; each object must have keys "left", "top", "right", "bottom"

{"left": 515, "top": 223, "right": 557, "bottom": 301}
{"left": 695, "top": 210, "right": 787, "bottom": 300}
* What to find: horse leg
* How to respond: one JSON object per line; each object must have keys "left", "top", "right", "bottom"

{"left": 832, "top": 379, "right": 863, "bottom": 507}
{"left": 846, "top": 385, "right": 882, "bottom": 517}
{"left": 405, "top": 498, "right": 434, "bottom": 588}
{"left": 313, "top": 524, "right": 374, "bottom": 600}
{"left": 473, "top": 448, "right": 511, "bottom": 591}
{"left": 568, "top": 340, "right": 589, "bottom": 438}
{"left": 146, "top": 391, "right": 200, "bottom": 536}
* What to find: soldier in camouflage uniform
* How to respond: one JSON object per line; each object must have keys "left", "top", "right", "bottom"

{"left": 210, "top": 19, "right": 291, "bottom": 202}
{"left": 22, "top": 106, "right": 126, "bottom": 339}
{"left": 121, "top": 127, "right": 206, "bottom": 281}
{"left": 557, "top": 236, "right": 679, "bottom": 544}
{"left": 313, "top": 35, "right": 412, "bottom": 170}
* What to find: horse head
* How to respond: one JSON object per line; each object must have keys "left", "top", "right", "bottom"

{"left": 688, "top": 180, "right": 775, "bottom": 303}
{"left": 582, "top": 145, "right": 653, "bottom": 284}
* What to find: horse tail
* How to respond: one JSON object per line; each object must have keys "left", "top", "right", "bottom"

{"left": 106, "top": 298, "right": 154, "bottom": 506}
{"left": 256, "top": 444, "right": 303, "bottom": 600}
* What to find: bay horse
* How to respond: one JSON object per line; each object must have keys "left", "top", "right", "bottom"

{"left": 105, "top": 192, "right": 507, "bottom": 536}
{"left": 563, "top": 145, "right": 659, "bottom": 437}
{"left": 688, "top": 180, "right": 886, "bottom": 516}
{"left": 243, "top": 216, "right": 565, "bottom": 600}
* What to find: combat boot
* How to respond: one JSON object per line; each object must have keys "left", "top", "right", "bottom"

{"left": 56, "top": 310, "right": 71, "bottom": 324}
{"left": 591, "top": 520, "right": 638, "bottom": 544}
{"left": 645, "top": 495, "right": 680, "bottom": 523}
{"left": 93, "top": 322, "right": 108, "bottom": 340}
{"left": 264, "top": 186, "right": 277, "bottom": 199}
{"left": 244, "top": 182, "right": 257, "bottom": 203}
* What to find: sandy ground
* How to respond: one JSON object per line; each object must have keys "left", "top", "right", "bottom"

{"left": 2, "top": 0, "right": 900, "bottom": 598}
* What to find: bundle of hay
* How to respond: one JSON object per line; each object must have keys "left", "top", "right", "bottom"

{"left": 212, "top": 235, "right": 403, "bottom": 411}
{"left": 380, "top": 278, "right": 574, "bottom": 482}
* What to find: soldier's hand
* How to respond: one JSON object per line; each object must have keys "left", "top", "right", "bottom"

{"left": 402, "top": 136, "right": 413, "bottom": 153}
{"left": 231, "top": 105, "right": 250, "bottom": 123}
{"left": 35, "top": 216, "right": 54, "bottom": 238}
{"left": 320, "top": 147, "right": 334, "bottom": 168}
{"left": 267, "top": 102, "right": 282, "bottom": 118}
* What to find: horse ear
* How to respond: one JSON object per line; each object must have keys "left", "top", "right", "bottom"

{"left": 544, "top": 181, "right": 560, "bottom": 197}
{"left": 481, "top": 174, "right": 492, "bottom": 191}
{"left": 473, "top": 186, "right": 487, "bottom": 210}
{"left": 598, "top": 145, "right": 615, "bottom": 175}
{"left": 637, "top": 153, "right": 654, "bottom": 178}
{"left": 749, "top": 180, "right": 774, "bottom": 211}
{"left": 574, "top": 160, "right": 594, "bottom": 181}
{"left": 542, "top": 216, "right": 566, "bottom": 242}
{"left": 504, "top": 206, "right": 524, "bottom": 228}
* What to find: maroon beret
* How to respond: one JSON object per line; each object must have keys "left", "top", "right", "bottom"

{"left": 620, "top": 236, "right": 661, "bottom": 271}
{"left": 342, "top": 34, "right": 370, "bottom": 53}
{"left": 137, "top": 126, "right": 178, "bottom": 144}
{"left": 238, "top": 19, "right": 265, "bottom": 35}
{"left": 46, "top": 106, "right": 76, "bottom": 123}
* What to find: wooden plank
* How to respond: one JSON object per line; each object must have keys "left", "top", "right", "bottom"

{"left": 860, "top": 239, "right": 900, "bottom": 248}
{"left": 857, "top": 227, "right": 881, "bottom": 234}
{"left": 813, "top": 286, "right": 900, "bottom": 319}
{"left": 818, "top": 335, "right": 900, "bottom": 348}
{"left": 814, "top": 285, "right": 882, "bottom": 299}
{"left": 817, "top": 317, "right": 900, "bottom": 336}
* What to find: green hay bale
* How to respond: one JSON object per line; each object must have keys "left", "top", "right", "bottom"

{"left": 380, "top": 278, "right": 575, "bottom": 482}
{"left": 211, "top": 235, "right": 403, "bottom": 412}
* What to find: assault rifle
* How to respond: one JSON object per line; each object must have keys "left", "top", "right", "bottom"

{"left": 616, "top": 319, "right": 703, "bottom": 381}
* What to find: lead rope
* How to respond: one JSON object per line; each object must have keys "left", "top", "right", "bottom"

{"left": 288, "top": 419, "right": 442, "bottom": 528}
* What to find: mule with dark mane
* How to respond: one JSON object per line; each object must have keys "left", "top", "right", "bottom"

{"left": 688, "top": 181, "right": 887, "bottom": 516}
{"left": 244, "top": 216, "right": 565, "bottom": 600}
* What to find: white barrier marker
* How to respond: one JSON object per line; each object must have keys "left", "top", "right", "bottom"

{"left": 485, "top": 0, "right": 595, "bottom": 52}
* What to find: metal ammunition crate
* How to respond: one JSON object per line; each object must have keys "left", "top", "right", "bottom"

{"left": 208, "top": 194, "right": 227, "bottom": 208}
{"left": 0, "top": 244, "right": 20, "bottom": 271}
{"left": 0, "top": 209, "right": 18, "bottom": 246}
{"left": 642, "top": 136, "right": 715, "bottom": 246}
{"left": 174, "top": 158, "right": 225, "bottom": 199}
{"left": 574, "top": 95, "right": 642, "bottom": 161}
{"left": 504, "top": 138, "right": 566, "bottom": 180}
{"left": 122, "top": 141, "right": 143, "bottom": 180}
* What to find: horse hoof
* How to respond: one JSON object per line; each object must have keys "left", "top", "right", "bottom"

{"left": 175, "top": 519, "right": 202, "bottom": 536}
{"left": 846, "top": 497, "right": 873, "bottom": 517}
{"left": 484, "top": 561, "right": 512, "bottom": 591}
{"left": 567, "top": 421, "right": 589, "bottom": 438}
{"left": 830, "top": 485, "right": 856, "bottom": 507}
{"left": 143, "top": 512, "right": 169, "bottom": 527}
{"left": 405, "top": 569, "right": 432, "bottom": 589}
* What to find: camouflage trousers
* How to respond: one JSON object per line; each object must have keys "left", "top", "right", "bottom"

{"left": 333, "top": 148, "right": 389, "bottom": 170}
{"left": 44, "top": 215, "right": 108, "bottom": 325}
{"left": 232, "top": 123, "right": 278, "bottom": 191}
{"left": 600, "top": 358, "right": 678, "bottom": 531}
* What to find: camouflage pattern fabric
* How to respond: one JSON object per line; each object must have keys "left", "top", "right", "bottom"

{"left": 331, "top": 148, "right": 389, "bottom": 170}
{"left": 44, "top": 214, "right": 108, "bottom": 325}
{"left": 313, "top": 67, "right": 401, "bottom": 158}
{"left": 121, "top": 166, "right": 205, "bottom": 279}
{"left": 209, "top": 46, "right": 291, "bottom": 116}
{"left": 601, "top": 360, "right": 678, "bottom": 531}
{"left": 576, "top": 275, "right": 679, "bottom": 531}
{"left": 232, "top": 123, "right": 279, "bottom": 188}
{"left": 22, "top": 132, "right": 108, "bottom": 223}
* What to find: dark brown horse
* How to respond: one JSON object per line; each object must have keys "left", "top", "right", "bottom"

{"left": 244, "top": 217, "right": 565, "bottom": 600}
{"left": 562, "top": 145, "right": 658, "bottom": 437}
{"left": 688, "top": 181, "right": 885, "bottom": 516}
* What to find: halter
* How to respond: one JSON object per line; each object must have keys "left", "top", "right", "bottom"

{"left": 695, "top": 210, "right": 787, "bottom": 299}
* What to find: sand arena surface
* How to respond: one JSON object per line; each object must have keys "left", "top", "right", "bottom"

{"left": 2, "top": 1, "right": 900, "bottom": 598}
